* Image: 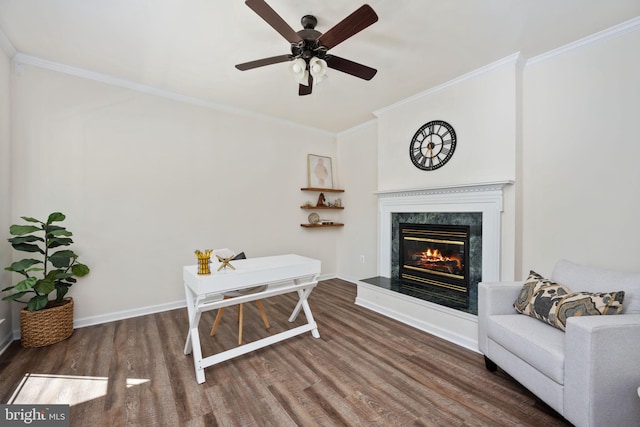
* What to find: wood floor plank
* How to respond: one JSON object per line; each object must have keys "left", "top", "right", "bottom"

{"left": 0, "top": 279, "right": 570, "bottom": 426}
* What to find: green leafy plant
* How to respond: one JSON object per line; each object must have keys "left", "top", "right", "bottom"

{"left": 2, "top": 212, "right": 90, "bottom": 311}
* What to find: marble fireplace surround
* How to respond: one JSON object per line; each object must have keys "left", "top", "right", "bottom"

{"left": 355, "top": 181, "right": 512, "bottom": 351}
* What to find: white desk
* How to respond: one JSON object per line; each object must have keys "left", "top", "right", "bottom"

{"left": 183, "top": 254, "right": 321, "bottom": 383}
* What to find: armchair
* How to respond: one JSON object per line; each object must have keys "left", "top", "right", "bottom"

{"left": 478, "top": 260, "right": 640, "bottom": 427}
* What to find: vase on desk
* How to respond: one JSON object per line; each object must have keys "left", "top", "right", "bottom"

{"left": 195, "top": 249, "right": 212, "bottom": 275}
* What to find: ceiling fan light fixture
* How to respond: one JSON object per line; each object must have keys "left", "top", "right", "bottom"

{"left": 309, "top": 57, "right": 328, "bottom": 84}
{"left": 290, "top": 58, "right": 309, "bottom": 85}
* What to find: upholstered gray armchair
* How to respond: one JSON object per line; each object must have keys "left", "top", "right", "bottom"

{"left": 478, "top": 260, "right": 640, "bottom": 427}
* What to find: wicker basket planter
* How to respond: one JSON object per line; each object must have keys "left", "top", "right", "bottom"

{"left": 20, "top": 298, "right": 74, "bottom": 348}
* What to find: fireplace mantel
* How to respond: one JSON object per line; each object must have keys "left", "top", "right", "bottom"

{"left": 375, "top": 181, "right": 513, "bottom": 199}
{"left": 355, "top": 180, "right": 512, "bottom": 351}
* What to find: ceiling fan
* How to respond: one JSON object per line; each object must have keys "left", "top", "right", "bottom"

{"left": 235, "top": 0, "right": 379, "bottom": 96}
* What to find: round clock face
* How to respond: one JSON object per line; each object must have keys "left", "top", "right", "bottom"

{"left": 409, "top": 120, "right": 457, "bottom": 171}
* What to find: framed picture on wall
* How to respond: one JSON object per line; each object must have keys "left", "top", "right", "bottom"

{"left": 307, "top": 154, "right": 333, "bottom": 189}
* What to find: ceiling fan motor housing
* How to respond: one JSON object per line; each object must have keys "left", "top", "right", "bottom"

{"left": 292, "top": 16, "right": 325, "bottom": 61}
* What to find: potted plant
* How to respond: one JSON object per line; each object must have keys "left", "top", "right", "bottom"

{"left": 1, "top": 212, "right": 90, "bottom": 347}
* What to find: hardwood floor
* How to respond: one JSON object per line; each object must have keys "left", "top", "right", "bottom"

{"left": 0, "top": 279, "right": 570, "bottom": 426}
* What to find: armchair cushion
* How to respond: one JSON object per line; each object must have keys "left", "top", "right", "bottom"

{"left": 487, "top": 314, "right": 565, "bottom": 383}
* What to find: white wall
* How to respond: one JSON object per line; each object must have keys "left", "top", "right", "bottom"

{"left": 376, "top": 56, "right": 518, "bottom": 192}
{"left": 522, "top": 25, "right": 640, "bottom": 275}
{"left": 9, "top": 64, "right": 337, "bottom": 326}
{"left": 336, "top": 121, "right": 378, "bottom": 281}
{"left": 0, "top": 42, "right": 11, "bottom": 347}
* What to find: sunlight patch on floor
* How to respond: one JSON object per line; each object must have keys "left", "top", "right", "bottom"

{"left": 8, "top": 373, "right": 150, "bottom": 406}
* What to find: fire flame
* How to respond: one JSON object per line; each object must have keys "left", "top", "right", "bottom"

{"left": 420, "top": 248, "right": 462, "bottom": 269}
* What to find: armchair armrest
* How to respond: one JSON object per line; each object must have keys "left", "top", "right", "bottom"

{"left": 564, "top": 314, "right": 640, "bottom": 427}
{"left": 478, "top": 281, "right": 524, "bottom": 316}
{"left": 477, "top": 281, "right": 524, "bottom": 354}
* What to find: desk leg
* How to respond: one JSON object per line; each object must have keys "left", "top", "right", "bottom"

{"left": 183, "top": 283, "right": 198, "bottom": 355}
{"left": 288, "top": 287, "right": 320, "bottom": 339}
{"left": 191, "top": 325, "right": 206, "bottom": 384}
{"left": 184, "top": 284, "right": 207, "bottom": 383}
{"left": 289, "top": 278, "right": 315, "bottom": 321}
{"left": 288, "top": 287, "right": 307, "bottom": 322}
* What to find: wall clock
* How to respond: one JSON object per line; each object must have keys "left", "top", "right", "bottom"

{"left": 409, "top": 120, "right": 457, "bottom": 171}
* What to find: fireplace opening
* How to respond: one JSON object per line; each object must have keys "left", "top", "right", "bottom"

{"left": 399, "top": 223, "right": 470, "bottom": 306}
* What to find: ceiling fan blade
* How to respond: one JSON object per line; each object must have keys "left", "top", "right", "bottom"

{"left": 299, "top": 75, "right": 313, "bottom": 96}
{"left": 317, "top": 4, "right": 378, "bottom": 50}
{"left": 326, "top": 55, "right": 377, "bottom": 80}
{"left": 245, "top": 0, "right": 303, "bottom": 44}
{"left": 235, "top": 54, "right": 292, "bottom": 71}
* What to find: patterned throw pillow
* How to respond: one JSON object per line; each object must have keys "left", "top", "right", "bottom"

{"left": 513, "top": 270, "right": 625, "bottom": 331}
{"left": 554, "top": 291, "right": 625, "bottom": 331}
{"left": 513, "top": 271, "right": 564, "bottom": 314}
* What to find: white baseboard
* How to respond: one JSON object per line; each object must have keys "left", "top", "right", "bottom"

{"left": 0, "top": 329, "right": 14, "bottom": 355}
{"left": 73, "top": 299, "right": 187, "bottom": 330}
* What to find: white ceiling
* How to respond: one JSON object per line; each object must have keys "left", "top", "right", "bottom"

{"left": 0, "top": 0, "right": 639, "bottom": 133}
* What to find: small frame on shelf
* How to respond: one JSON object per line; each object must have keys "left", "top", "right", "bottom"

{"left": 307, "top": 154, "right": 333, "bottom": 189}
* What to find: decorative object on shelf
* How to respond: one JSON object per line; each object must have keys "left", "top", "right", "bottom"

{"left": 410, "top": 120, "right": 457, "bottom": 171}
{"left": 1, "top": 212, "right": 91, "bottom": 347}
{"left": 307, "top": 154, "right": 333, "bottom": 188}
{"left": 195, "top": 249, "right": 213, "bottom": 275}
{"left": 316, "top": 192, "right": 326, "bottom": 207}
{"left": 308, "top": 213, "right": 320, "bottom": 224}
{"left": 335, "top": 198, "right": 342, "bottom": 207}
{"left": 216, "top": 255, "right": 236, "bottom": 271}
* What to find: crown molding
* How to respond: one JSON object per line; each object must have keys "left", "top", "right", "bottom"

{"left": 337, "top": 118, "right": 377, "bottom": 137}
{"left": 11, "top": 52, "right": 336, "bottom": 137}
{"left": 373, "top": 52, "right": 522, "bottom": 117}
{"left": 527, "top": 16, "right": 640, "bottom": 66}
{"left": 0, "top": 27, "right": 16, "bottom": 58}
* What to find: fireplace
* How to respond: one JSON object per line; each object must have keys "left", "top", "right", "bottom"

{"left": 399, "top": 223, "right": 470, "bottom": 306}
{"left": 357, "top": 182, "right": 510, "bottom": 350}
